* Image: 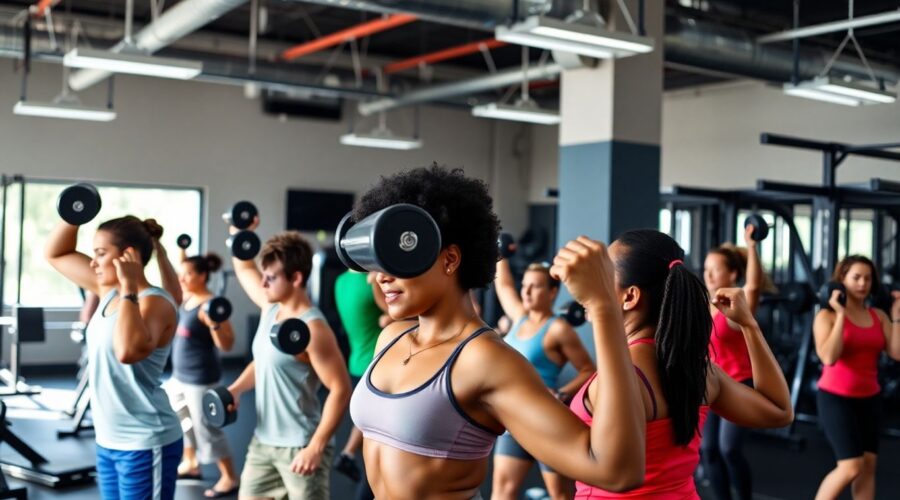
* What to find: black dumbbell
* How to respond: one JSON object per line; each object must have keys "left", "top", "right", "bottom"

{"left": 556, "top": 301, "right": 586, "bottom": 327}
{"left": 176, "top": 233, "right": 192, "bottom": 249}
{"left": 223, "top": 201, "right": 258, "bottom": 230}
{"left": 818, "top": 282, "right": 847, "bottom": 310}
{"left": 498, "top": 232, "right": 516, "bottom": 259}
{"left": 202, "top": 386, "right": 237, "bottom": 428}
{"left": 270, "top": 318, "right": 311, "bottom": 355}
{"left": 57, "top": 183, "right": 102, "bottom": 226}
{"left": 204, "top": 296, "right": 232, "bottom": 323}
{"left": 335, "top": 204, "right": 442, "bottom": 279}
{"left": 744, "top": 214, "right": 770, "bottom": 242}
{"left": 227, "top": 230, "right": 261, "bottom": 261}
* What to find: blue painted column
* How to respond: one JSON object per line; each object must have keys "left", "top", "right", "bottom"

{"left": 556, "top": 0, "right": 664, "bottom": 382}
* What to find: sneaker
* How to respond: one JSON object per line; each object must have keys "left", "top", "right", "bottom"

{"left": 333, "top": 453, "right": 360, "bottom": 482}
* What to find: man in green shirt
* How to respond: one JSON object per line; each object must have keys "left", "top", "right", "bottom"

{"left": 333, "top": 270, "right": 385, "bottom": 498}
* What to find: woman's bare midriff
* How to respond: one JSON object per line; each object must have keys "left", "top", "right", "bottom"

{"left": 363, "top": 440, "right": 489, "bottom": 500}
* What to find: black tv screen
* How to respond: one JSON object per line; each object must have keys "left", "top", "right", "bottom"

{"left": 285, "top": 189, "right": 355, "bottom": 232}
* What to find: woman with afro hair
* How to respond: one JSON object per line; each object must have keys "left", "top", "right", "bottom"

{"left": 349, "top": 165, "right": 648, "bottom": 499}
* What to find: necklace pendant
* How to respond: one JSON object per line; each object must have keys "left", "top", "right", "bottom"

{"left": 401, "top": 357, "right": 411, "bottom": 366}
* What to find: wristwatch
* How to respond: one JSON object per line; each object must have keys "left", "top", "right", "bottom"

{"left": 122, "top": 293, "right": 139, "bottom": 304}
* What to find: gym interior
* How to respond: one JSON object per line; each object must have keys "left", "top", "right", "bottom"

{"left": 0, "top": 0, "right": 898, "bottom": 499}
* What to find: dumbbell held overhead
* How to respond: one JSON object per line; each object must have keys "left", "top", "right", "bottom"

{"left": 498, "top": 232, "right": 516, "bottom": 259}
{"left": 57, "top": 183, "right": 102, "bottom": 225}
{"left": 176, "top": 233, "right": 192, "bottom": 250}
{"left": 335, "top": 204, "right": 442, "bottom": 278}
{"left": 222, "top": 201, "right": 258, "bottom": 230}
{"left": 744, "top": 214, "right": 770, "bottom": 242}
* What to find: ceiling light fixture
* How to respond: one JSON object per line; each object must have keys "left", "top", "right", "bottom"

{"left": 782, "top": 1, "right": 895, "bottom": 106}
{"left": 472, "top": 46, "right": 560, "bottom": 125}
{"left": 472, "top": 101, "right": 560, "bottom": 124}
{"left": 13, "top": 100, "right": 117, "bottom": 121}
{"left": 495, "top": 1, "right": 654, "bottom": 59}
{"left": 63, "top": 48, "right": 202, "bottom": 80}
{"left": 339, "top": 128, "right": 422, "bottom": 150}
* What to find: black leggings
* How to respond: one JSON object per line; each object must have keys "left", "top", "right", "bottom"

{"left": 701, "top": 379, "right": 753, "bottom": 500}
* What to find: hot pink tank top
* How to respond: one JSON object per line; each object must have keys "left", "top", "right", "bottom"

{"left": 569, "top": 338, "right": 709, "bottom": 499}
{"left": 817, "top": 308, "right": 885, "bottom": 398}
{"left": 709, "top": 311, "right": 752, "bottom": 382}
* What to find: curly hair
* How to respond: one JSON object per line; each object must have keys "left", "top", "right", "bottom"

{"left": 353, "top": 164, "right": 500, "bottom": 290}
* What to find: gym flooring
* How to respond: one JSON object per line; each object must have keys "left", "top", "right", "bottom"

{"left": 2, "top": 366, "right": 898, "bottom": 499}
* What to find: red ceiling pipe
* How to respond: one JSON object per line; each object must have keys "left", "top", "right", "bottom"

{"left": 383, "top": 38, "right": 507, "bottom": 75}
{"left": 280, "top": 13, "right": 417, "bottom": 61}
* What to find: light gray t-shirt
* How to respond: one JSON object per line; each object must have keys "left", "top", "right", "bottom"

{"left": 252, "top": 304, "right": 328, "bottom": 447}
{"left": 87, "top": 287, "right": 182, "bottom": 450}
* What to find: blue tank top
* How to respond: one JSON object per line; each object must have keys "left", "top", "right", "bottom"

{"left": 87, "top": 287, "right": 182, "bottom": 450}
{"left": 505, "top": 316, "right": 562, "bottom": 389}
{"left": 172, "top": 302, "right": 222, "bottom": 385}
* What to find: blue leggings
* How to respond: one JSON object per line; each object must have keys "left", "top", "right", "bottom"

{"left": 701, "top": 410, "right": 752, "bottom": 500}
{"left": 96, "top": 438, "right": 182, "bottom": 500}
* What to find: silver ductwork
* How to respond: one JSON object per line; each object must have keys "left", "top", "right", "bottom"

{"left": 665, "top": 15, "right": 900, "bottom": 84}
{"left": 68, "top": 0, "right": 249, "bottom": 91}
{"left": 288, "top": 0, "right": 555, "bottom": 29}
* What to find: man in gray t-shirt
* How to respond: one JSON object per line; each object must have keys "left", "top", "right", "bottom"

{"left": 227, "top": 217, "right": 351, "bottom": 499}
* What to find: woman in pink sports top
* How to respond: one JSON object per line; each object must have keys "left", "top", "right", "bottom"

{"left": 568, "top": 229, "right": 792, "bottom": 499}
{"left": 701, "top": 222, "right": 769, "bottom": 500}
{"left": 813, "top": 256, "right": 900, "bottom": 500}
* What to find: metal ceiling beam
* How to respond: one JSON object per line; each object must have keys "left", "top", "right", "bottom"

{"left": 758, "top": 9, "right": 900, "bottom": 44}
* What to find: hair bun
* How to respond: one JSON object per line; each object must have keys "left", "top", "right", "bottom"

{"left": 204, "top": 253, "right": 223, "bottom": 273}
{"left": 143, "top": 218, "right": 164, "bottom": 239}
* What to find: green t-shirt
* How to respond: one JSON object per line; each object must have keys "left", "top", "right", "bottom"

{"left": 334, "top": 270, "right": 382, "bottom": 377}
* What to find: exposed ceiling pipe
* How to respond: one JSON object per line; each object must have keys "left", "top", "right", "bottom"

{"left": 288, "top": 0, "right": 556, "bottom": 29}
{"left": 665, "top": 15, "right": 900, "bottom": 84}
{"left": 280, "top": 13, "right": 416, "bottom": 61}
{"left": 383, "top": 38, "right": 507, "bottom": 74}
{"left": 358, "top": 62, "right": 561, "bottom": 116}
{"left": 68, "top": 0, "right": 249, "bottom": 91}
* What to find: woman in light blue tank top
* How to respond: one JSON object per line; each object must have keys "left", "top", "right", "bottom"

{"left": 492, "top": 259, "right": 594, "bottom": 500}
{"left": 46, "top": 215, "right": 182, "bottom": 500}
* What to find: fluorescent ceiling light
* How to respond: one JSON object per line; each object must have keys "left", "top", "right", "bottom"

{"left": 63, "top": 48, "right": 202, "bottom": 80}
{"left": 340, "top": 129, "right": 422, "bottom": 150}
{"left": 496, "top": 15, "right": 654, "bottom": 59}
{"left": 13, "top": 100, "right": 117, "bottom": 121}
{"left": 783, "top": 77, "right": 895, "bottom": 106}
{"left": 472, "top": 102, "right": 560, "bottom": 125}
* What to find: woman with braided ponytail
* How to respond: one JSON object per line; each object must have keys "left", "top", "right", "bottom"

{"left": 565, "top": 229, "right": 792, "bottom": 498}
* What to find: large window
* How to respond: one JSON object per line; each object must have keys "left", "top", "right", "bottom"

{"left": 1, "top": 180, "right": 203, "bottom": 307}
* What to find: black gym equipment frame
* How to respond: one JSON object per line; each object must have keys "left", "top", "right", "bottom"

{"left": 662, "top": 133, "right": 900, "bottom": 446}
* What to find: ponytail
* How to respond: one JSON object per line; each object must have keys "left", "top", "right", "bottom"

{"left": 616, "top": 229, "right": 712, "bottom": 446}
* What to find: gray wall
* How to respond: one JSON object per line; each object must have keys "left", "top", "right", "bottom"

{"left": 5, "top": 62, "right": 529, "bottom": 366}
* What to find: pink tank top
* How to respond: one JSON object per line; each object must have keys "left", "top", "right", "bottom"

{"left": 709, "top": 311, "right": 752, "bottom": 382}
{"left": 817, "top": 308, "right": 885, "bottom": 398}
{"left": 569, "top": 338, "right": 709, "bottom": 499}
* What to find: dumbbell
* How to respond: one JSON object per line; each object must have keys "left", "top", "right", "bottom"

{"left": 222, "top": 201, "right": 258, "bottom": 230}
{"left": 818, "top": 282, "right": 846, "bottom": 310}
{"left": 176, "top": 233, "right": 192, "bottom": 249}
{"left": 744, "top": 214, "right": 770, "bottom": 242}
{"left": 270, "top": 318, "right": 311, "bottom": 355}
{"left": 335, "top": 204, "right": 441, "bottom": 278}
{"left": 498, "top": 232, "right": 516, "bottom": 259}
{"left": 57, "top": 183, "right": 102, "bottom": 225}
{"left": 556, "top": 301, "right": 586, "bottom": 327}
{"left": 202, "top": 386, "right": 237, "bottom": 428}
{"left": 204, "top": 296, "right": 232, "bottom": 323}
{"left": 227, "top": 230, "right": 261, "bottom": 261}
